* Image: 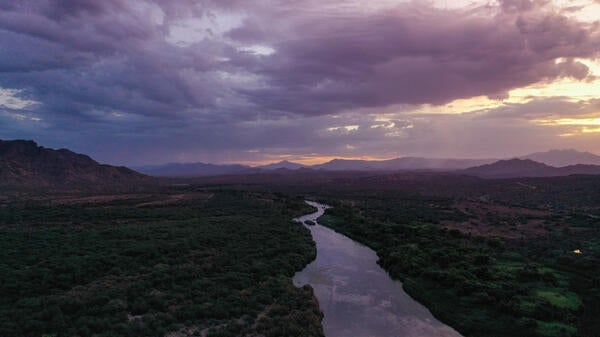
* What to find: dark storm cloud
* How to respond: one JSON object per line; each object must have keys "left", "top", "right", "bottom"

{"left": 230, "top": 1, "right": 599, "bottom": 114}
{"left": 0, "top": 0, "right": 599, "bottom": 164}
{"left": 0, "top": 1, "right": 237, "bottom": 110}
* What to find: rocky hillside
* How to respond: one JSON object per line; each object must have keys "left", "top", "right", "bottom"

{"left": 0, "top": 139, "right": 152, "bottom": 189}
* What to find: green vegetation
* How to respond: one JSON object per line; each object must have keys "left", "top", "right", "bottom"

{"left": 0, "top": 190, "right": 323, "bottom": 337}
{"left": 2, "top": 171, "right": 600, "bottom": 337}
{"left": 315, "top": 191, "right": 599, "bottom": 337}
{"left": 536, "top": 290, "right": 582, "bottom": 311}
{"left": 536, "top": 321, "right": 578, "bottom": 337}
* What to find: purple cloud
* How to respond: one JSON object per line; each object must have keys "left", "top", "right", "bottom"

{"left": 230, "top": 1, "right": 598, "bottom": 113}
{"left": 0, "top": 0, "right": 599, "bottom": 164}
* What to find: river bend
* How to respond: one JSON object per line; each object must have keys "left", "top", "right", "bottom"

{"left": 293, "top": 201, "right": 463, "bottom": 337}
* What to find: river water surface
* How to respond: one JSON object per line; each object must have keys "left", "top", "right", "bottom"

{"left": 293, "top": 201, "right": 463, "bottom": 337}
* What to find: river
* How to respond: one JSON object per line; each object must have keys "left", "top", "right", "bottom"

{"left": 293, "top": 201, "right": 463, "bottom": 337}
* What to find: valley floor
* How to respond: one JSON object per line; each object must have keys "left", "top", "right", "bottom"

{"left": 1, "top": 173, "right": 599, "bottom": 337}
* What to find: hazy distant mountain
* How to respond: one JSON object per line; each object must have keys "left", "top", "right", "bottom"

{"left": 312, "top": 159, "right": 377, "bottom": 171}
{"left": 463, "top": 159, "right": 556, "bottom": 178}
{"left": 137, "top": 157, "right": 492, "bottom": 176}
{"left": 0, "top": 139, "right": 150, "bottom": 188}
{"left": 258, "top": 160, "right": 305, "bottom": 170}
{"left": 462, "top": 158, "right": 600, "bottom": 178}
{"left": 135, "top": 162, "right": 252, "bottom": 177}
{"left": 132, "top": 150, "right": 600, "bottom": 178}
{"left": 381, "top": 157, "right": 496, "bottom": 170}
{"left": 312, "top": 157, "right": 495, "bottom": 171}
{"left": 522, "top": 149, "right": 600, "bottom": 167}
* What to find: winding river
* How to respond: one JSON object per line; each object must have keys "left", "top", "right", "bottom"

{"left": 293, "top": 201, "right": 463, "bottom": 337}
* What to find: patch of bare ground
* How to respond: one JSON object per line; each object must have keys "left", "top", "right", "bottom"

{"left": 249, "top": 305, "right": 271, "bottom": 333}
{"left": 441, "top": 201, "right": 563, "bottom": 238}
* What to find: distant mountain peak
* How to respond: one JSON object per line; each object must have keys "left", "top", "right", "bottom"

{"left": 522, "top": 149, "right": 600, "bottom": 167}
{"left": 496, "top": 158, "right": 548, "bottom": 165}
{"left": 463, "top": 158, "right": 600, "bottom": 178}
{"left": 258, "top": 160, "right": 305, "bottom": 170}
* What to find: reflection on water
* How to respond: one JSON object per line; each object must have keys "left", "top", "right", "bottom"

{"left": 293, "top": 201, "right": 463, "bottom": 337}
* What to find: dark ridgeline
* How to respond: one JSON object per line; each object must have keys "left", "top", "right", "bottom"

{"left": 138, "top": 149, "right": 600, "bottom": 178}
{"left": 462, "top": 158, "right": 600, "bottom": 179}
{"left": 134, "top": 162, "right": 255, "bottom": 177}
{"left": 3, "top": 139, "right": 600, "bottom": 188}
{"left": 0, "top": 139, "right": 152, "bottom": 190}
{"left": 311, "top": 157, "right": 495, "bottom": 171}
{"left": 258, "top": 160, "right": 306, "bottom": 170}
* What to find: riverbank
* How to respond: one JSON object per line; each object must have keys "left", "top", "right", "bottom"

{"left": 315, "top": 196, "right": 596, "bottom": 337}
{"left": 294, "top": 201, "right": 462, "bottom": 337}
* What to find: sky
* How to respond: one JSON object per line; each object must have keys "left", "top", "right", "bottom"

{"left": 0, "top": 0, "right": 599, "bottom": 166}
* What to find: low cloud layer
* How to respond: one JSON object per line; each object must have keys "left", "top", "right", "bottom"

{"left": 1, "top": 0, "right": 599, "bottom": 164}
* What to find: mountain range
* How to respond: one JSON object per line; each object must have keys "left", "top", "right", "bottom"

{"left": 134, "top": 157, "right": 498, "bottom": 177}
{"left": 134, "top": 160, "right": 310, "bottom": 177}
{"left": 2, "top": 139, "right": 600, "bottom": 185}
{"left": 311, "top": 157, "right": 494, "bottom": 171}
{"left": 133, "top": 149, "right": 600, "bottom": 177}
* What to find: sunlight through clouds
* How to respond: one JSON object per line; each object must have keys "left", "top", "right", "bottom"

{"left": 535, "top": 118, "right": 600, "bottom": 126}
{"left": 510, "top": 59, "right": 600, "bottom": 100}
{"left": 1, "top": 0, "right": 599, "bottom": 164}
{"left": 0, "top": 88, "right": 38, "bottom": 110}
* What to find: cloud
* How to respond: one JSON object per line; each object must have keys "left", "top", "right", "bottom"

{"left": 480, "top": 97, "right": 600, "bottom": 119}
{"left": 231, "top": 1, "right": 599, "bottom": 113}
{"left": 0, "top": 0, "right": 599, "bottom": 164}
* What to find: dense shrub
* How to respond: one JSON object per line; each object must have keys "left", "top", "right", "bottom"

{"left": 0, "top": 191, "right": 323, "bottom": 337}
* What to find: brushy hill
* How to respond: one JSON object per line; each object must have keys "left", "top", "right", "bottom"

{"left": 0, "top": 139, "right": 151, "bottom": 189}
